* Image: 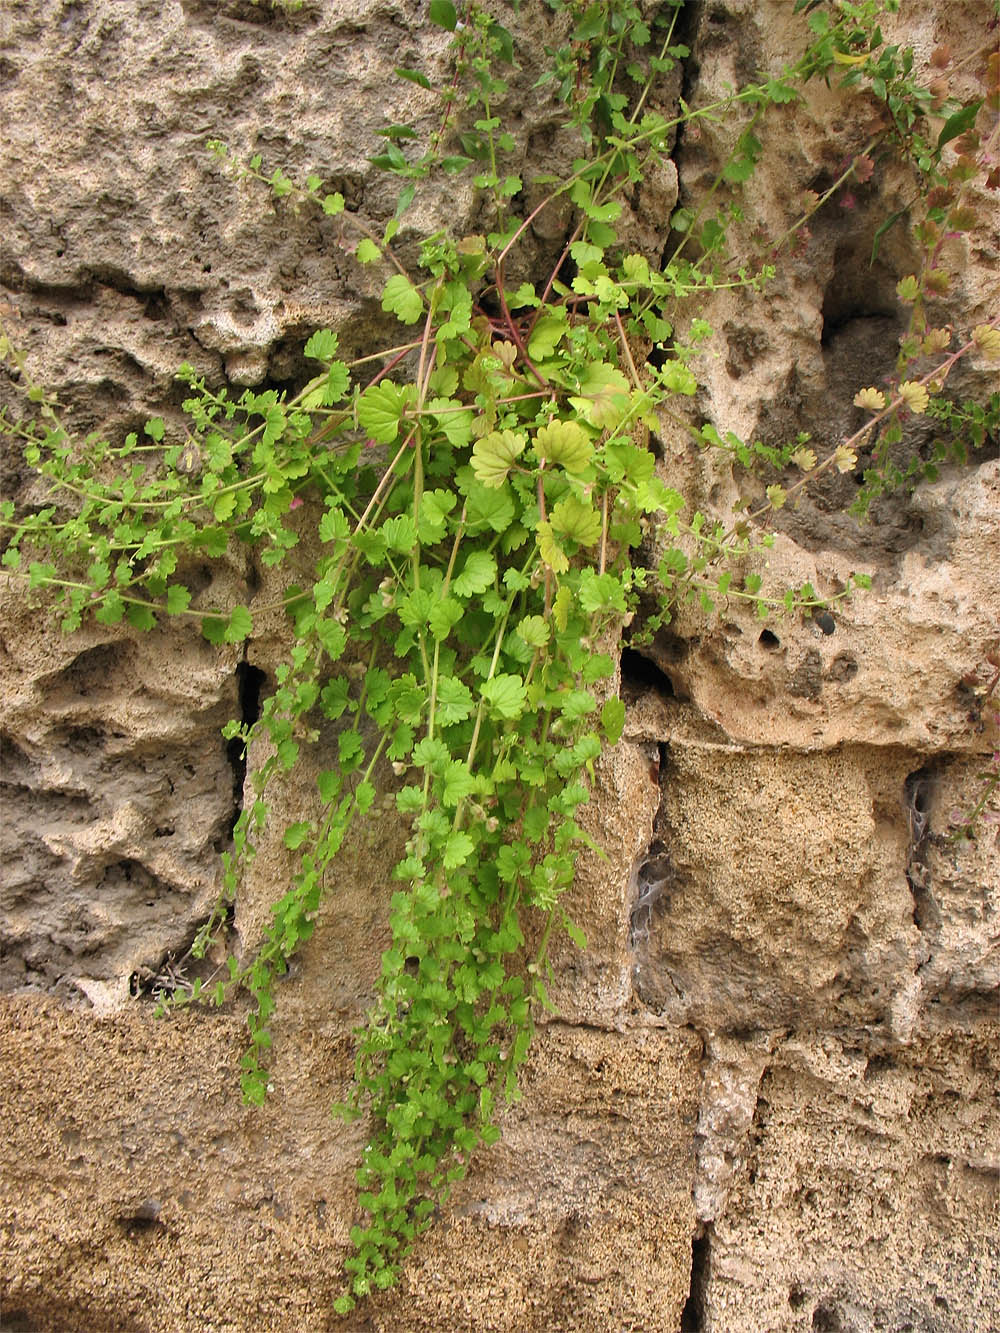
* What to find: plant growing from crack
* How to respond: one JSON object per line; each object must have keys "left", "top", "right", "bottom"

{"left": 0, "top": 0, "right": 997, "bottom": 1311}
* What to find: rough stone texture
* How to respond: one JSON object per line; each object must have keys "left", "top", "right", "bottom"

{"left": 2, "top": 0, "right": 999, "bottom": 1331}
{"left": 0, "top": 585, "right": 240, "bottom": 1009}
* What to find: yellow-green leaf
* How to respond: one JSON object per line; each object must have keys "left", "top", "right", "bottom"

{"left": 534, "top": 419, "right": 593, "bottom": 474}
{"left": 471, "top": 430, "right": 526, "bottom": 487}
{"left": 550, "top": 495, "right": 602, "bottom": 546}
{"left": 536, "top": 520, "right": 569, "bottom": 573}
{"left": 568, "top": 362, "right": 631, "bottom": 428}
{"left": 516, "top": 614, "right": 550, "bottom": 648}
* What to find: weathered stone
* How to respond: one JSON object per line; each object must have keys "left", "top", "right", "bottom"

{"left": 1, "top": 0, "right": 997, "bottom": 1329}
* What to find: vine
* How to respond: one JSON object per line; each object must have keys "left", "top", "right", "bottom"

{"left": 1, "top": 0, "right": 997, "bottom": 1312}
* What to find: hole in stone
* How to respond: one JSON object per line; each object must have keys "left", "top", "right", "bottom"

{"left": 812, "top": 1304, "right": 844, "bottom": 1332}
{"left": 758, "top": 629, "right": 780, "bottom": 650}
{"left": 621, "top": 647, "right": 675, "bottom": 699}
{"left": 789, "top": 1284, "right": 808, "bottom": 1309}
{"left": 226, "top": 661, "right": 266, "bottom": 826}
{"left": 680, "top": 1230, "right": 710, "bottom": 1331}
{"left": 827, "top": 653, "right": 858, "bottom": 682}
{"left": 116, "top": 1199, "right": 163, "bottom": 1236}
{"left": 0, "top": 1312, "right": 37, "bottom": 1332}
{"left": 630, "top": 834, "right": 673, "bottom": 946}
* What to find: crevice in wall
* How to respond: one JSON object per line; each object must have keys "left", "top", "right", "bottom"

{"left": 680, "top": 1225, "right": 712, "bottom": 1331}
{"left": 226, "top": 656, "right": 266, "bottom": 837}
{"left": 903, "top": 764, "right": 941, "bottom": 941}
{"left": 621, "top": 646, "right": 676, "bottom": 702}
{"left": 629, "top": 832, "right": 674, "bottom": 948}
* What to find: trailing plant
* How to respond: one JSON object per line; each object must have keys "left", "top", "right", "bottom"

{"left": 0, "top": 0, "right": 997, "bottom": 1312}
{"left": 830, "top": 25, "right": 1000, "bottom": 509}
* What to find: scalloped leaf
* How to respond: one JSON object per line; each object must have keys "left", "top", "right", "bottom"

{"left": 472, "top": 430, "right": 526, "bottom": 487}
{"left": 534, "top": 419, "right": 593, "bottom": 474}
{"left": 550, "top": 495, "right": 602, "bottom": 546}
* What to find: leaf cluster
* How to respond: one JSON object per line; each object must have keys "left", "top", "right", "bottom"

{"left": 2, "top": 0, "right": 992, "bottom": 1313}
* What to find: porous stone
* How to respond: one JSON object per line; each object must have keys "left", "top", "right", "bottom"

{"left": 1, "top": 0, "right": 997, "bottom": 1329}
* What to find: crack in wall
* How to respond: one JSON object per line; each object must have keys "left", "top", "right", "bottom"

{"left": 680, "top": 1226, "right": 712, "bottom": 1332}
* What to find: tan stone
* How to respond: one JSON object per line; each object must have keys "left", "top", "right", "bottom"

{"left": 2, "top": 0, "right": 998, "bottom": 1329}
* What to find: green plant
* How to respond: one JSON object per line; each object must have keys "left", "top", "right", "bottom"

{"left": 1, "top": 0, "right": 996, "bottom": 1311}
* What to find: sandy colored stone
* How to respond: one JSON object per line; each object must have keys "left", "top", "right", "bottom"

{"left": 2, "top": 0, "right": 998, "bottom": 1329}
{"left": 701, "top": 1028, "right": 1000, "bottom": 1332}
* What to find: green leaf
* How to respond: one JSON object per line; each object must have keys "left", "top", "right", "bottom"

{"left": 381, "top": 514, "right": 418, "bottom": 553}
{"left": 534, "top": 419, "right": 593, "bottom": 474}
{"left": 463, "top": 477, "right": 515, "bottom": 533}
{"left": 338, "top": 730, "right": 363, "bottom": 769}
{"left": 437, "top": 282, "right": 473, "bottom": 342}
{"left": 428, "top": 596, "right": 463, "bottom": 639}
{"left": 126, "top": 603, "right": 156, "bottom": 632}
{"left": 413, "top": 736, "right": 449, "bottom": 771}
{"left": 356, "top": 237, "right": 382, "bottom": 264}
{"left": 429, "top": 0, "right": 457, "bottom": 29}
{"left": 481, "top": 673, "right": 526, "bottom": 720}
{"left": 622, "top": 253, "right": 650, "bottom": 284}
{"left": 201, "top": 615, "right": 226, "bottom": 643}
{"left": 660, "top": 360, "right": 698, "bottom": 395}
{"left": 453, "top": 551, "right": 496, "bottom": 598}
{"left": 165, "top": 584, "right": 191, "bottom": 615}
{"left": 488, "top": 19, "right": 514, "bottom": 63}
{"left": 284, "top": 821, "right": 312, "bottom": 850}
{"left": 559, "top": 690, "right": 596, "bottom": 720}
{"left": 322, "top": 192, "right": 345, "bottom": 216}
{"left": 603, "top": 440, "right": 655, "bottom": 485}
{"left": 317, "top": 770, "right": 342, "bottom": 802}
{"left": 316, "top": 618, "right": 347, "bottom": 659}
{"left": 569, "top": 363, "right": 630, "bottom": 429}
{"left": 93, "top": 591, "right": 125, "bottom": 625}
{"left": 471, "top": 430, "right": 526, "bottom": 488}
{"left": 321, "top": 678, "right": 351, "bottom": 719}
{"left": 578, "top": 569, "right": 626, "bottom": 613}
{"left": 601, "top": 696, "right": 626, "bottom": 745}
{"left": 144, "top": 417, "right": 165, "bottom": 442}
{"left": 319, "top": 507, "right": 349, "bottom": 544}
{"left": 443, "top": 830, "right": 475, "bottom": 869}
{"left": 395, "top": 66, "right": 432, "bottom": 90}
{"left": 417, "top": 488, "right": 455, "bottom": 543}
{"left": 304, "top": 329, "right": 339, "bottom": 360}
{"left": 398, "top": 588, "right": 433, "bottom": 628}
{"left": 301, "top": 362, "right": 349, "bottom": 407}
{"left": 573, "top": 2, "right": 606, "bottom": 40}
{"left": 442, "top": 761, "right": 476, "bottom": 807}
{"left": 388, "top": 723, "right": 414, "bottom": 760}
{"left": 562, "top": 912, "right": 588, "bottom": 950}
{"left": 516, "top": 615, "right": 549, "bottom": 648}
{"left": 936, "top": 99, "right": 982, "bottom": 154}
{"left": 527, "top": 313, "right": 569, "bottom": 362}
{"left": 550, "top": 495, "right": 602, "bottom": 546}
{"left": 356, "top": 781, "right": 375, "bottom": 815}
{"left": 583, "top": 653, "right": 615, "bottom": 683}
{"left": 428, "top": 397, "right": 473, "bottom": 448}
{"left": 381, "top": 273, "right": 424, "bottom": 325}
{"left": 358, "top": 382, "right": 412, "bottom": 443}
{"left": 536, "top": 520, "right": 569, "bottom": 574}
{"left": 224, "top": 605, "right": 253, "bottom": 642}
{"left": 436, "top": 676, "right": 474, "bottom": 726}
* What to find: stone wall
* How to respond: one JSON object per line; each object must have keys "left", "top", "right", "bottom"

{"left": 1, "top": 1, "right": 997, "bottom": 1330}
